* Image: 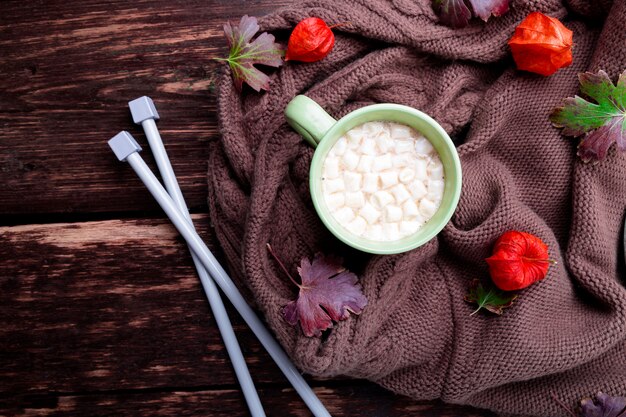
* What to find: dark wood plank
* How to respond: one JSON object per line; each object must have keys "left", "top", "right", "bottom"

{"left": 0, "top": 215, "right": 285, "bottom": 393}
{"left": 1, "top": 384, "right": 494, "bottom": 417}
{"left": 0, "top": 0, "right": 294, "bottom": 216}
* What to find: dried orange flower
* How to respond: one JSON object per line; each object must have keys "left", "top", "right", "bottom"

{"left": 508, "top": 12, "right": 573, "bottom": 76}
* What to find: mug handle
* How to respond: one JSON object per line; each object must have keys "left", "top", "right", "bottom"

{"left": 285, "top": 95, "right": 337, "bottom": 148}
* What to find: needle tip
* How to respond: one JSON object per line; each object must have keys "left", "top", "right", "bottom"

{"left": 108, "top": 131, "right": 142, "bottom": 161}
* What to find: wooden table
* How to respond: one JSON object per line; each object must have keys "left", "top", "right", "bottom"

{"left": 0, "top": 1, "right": 494, "bottom": 415}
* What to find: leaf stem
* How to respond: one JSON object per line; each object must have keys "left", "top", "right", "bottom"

{"left": 469, "top": 306, "right": 482, "bottom": 316}
{"left": 549, "top": 391, "right": 579, "bottom": 417}
{"left": 266, "top": 244, "right": 302, "bottom": 288}
{"left": 329, "top": 22, "right": 352, "bottom": 29}
{"left": 521, "top": 257, "right": 558, "bottom": 265}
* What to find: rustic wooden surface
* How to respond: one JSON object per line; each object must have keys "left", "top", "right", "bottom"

{"left": 0, "top": 1, "right": 494, "bottom": 416}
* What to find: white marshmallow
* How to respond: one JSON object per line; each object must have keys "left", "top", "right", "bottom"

{"left": 391, "top": 153, "right": 412, "bottom": 168}
{"left": 428, "top": 163, "right": 444, "bottom": 180}
{"left": 344, "top": 172, "right": 362, "bottom": 192}
{"left": 419, "top": 198, "right": 438, "bottom": 218}
{"left": 342, "top": 150, "right": 360, "bottom": 170}
{"left": 395, "top": 139, "right": 414, "bottom": 153}
{"left": 334, "top": 207, "right": 355, "bottom": 224}
{"left": 409, "top": 181, "right": 427, "bottom": 199}
{"left": 372, "top": 154, "right": 393, "bottom": 171}
{"left": 333, "top": 137, "right": 347, "bottom": 156}
{"left": 365, "top": 224, "right": 384, "bottom": 241}
{"left": 402, "top": 199, "right": 420, "bottom": 218}
{"left": 346, "top": 216, "right": 367, "bottom": 236}
{"left": 398, "top": 167, "right": 415, "bottom": 183}
{"left": 400, "top": 220, "right": 421, "bottom": 236}
{"left": 371, "top": 190, "right": 394, "bottom": 209}
{"left": 356, "top": 155, "right": 374, "bottom": 173}
{"left": 390, "top": 124, "right": 412, "bottom": 139}
{"left": 413, "top": 213, "right": 426, "bottom": 224}
{"left": 375, "top": 132, "right": 391, "bottom": 152}
{"left": 390, "top": 184, "right": 411, "bottom": 204}
{"left": 360, "top": 138, "right": 377, "bottom": 155}
{"left": 359, "top": 203, "right": 381, "bottom": 224}
{"left": 345, "top": 191, "right": 365, "bottom": 208}
{"left": 364, "top": 121, "right": 384, "bottom": 135}
{"left": 323, "top": 157, "right": 340, "bottom": 179}
{"left": 384, "top": 205, "right": 403, "bottom": 222}
{"left": 428, "top": 192, "right": 443, "bottom": 205}
{"left": 414, "top": 159, "right": 428, "bottom": 180}
{"left": 362, "top": 173, "right": 379, "bottom": 193}
{"left": 346, "top": 127, "right": 362, "bottom": 142}
{"left": 428, "top": 179, "right": 445, "bottom": 195}
{"left": 414, "top": 137, "right": 434, "bottom": 155}
{"left": 324, "top": 178, "right": 345, "bottom": 194}
{"left": 325, "top": 192, "right": 345, "bottom": 211}
{"left": 383, "top": 223, "right": 400, "bottom": 240}
{"left": 348, "top": 136, "right": 362, "bottom": 152}
{"left": 379, "top": 171, "right": 399, "bottom": 189}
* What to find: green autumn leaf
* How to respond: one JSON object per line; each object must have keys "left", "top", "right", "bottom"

{"left": 464, "top": 279, "right": 517, "bottom": 316}
{"left": 550, "top": 70, "right": 626, "bottom": 163}
{"left": 219, "top": 15, "right": 283, "bottom": 92}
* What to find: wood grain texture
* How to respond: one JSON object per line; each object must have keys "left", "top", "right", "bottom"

{"left": 0, "top": 385, "right": 494, "bottom": 417}
{"left": 0, "top": 216, "right": 492, "bottom": 416}
{"left": 0, "top": 215, "right": 281, "bottom": 393}
{"left": 0, "top": 0, "right": 294, "bottom": 216}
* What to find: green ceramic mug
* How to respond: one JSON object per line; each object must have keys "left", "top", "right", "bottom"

{"left": 285, "top": 95, "right": 462, "bottom": 254}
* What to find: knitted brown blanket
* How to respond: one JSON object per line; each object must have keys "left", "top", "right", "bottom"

{"left": 208, "top": 1, "right": 626, "bottom": 415}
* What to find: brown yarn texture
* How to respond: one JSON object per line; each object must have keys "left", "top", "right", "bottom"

{"left": 208, "top": 1, "right": 626, "bottom": 415}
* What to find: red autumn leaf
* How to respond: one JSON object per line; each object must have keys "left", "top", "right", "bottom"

{"left": 508, "top": 12, "right": 573, "bottom": 76}
{"left": 433, "top": 0, "right": 510, "bottom": 28}
{"left": 285, "top": 17, "right": 335, "bottom": 63}
{"left": 486, "top": 231, "right": 555, "bottom": 291}
{"left": 267, "top": 245, "right": 367, "bottom": 337}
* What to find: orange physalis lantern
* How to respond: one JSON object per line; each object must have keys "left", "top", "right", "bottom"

{"left": 508, "top": 12, "right": 573, "bottom": 76}
{"left": 286, "top": 17, "right": 336, "bottom": 63}
{"left": 486, "top": 231, "right": 555, "bottom": 291}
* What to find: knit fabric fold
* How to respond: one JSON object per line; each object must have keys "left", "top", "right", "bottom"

{"left": 208, "top": 1, "right": 626, "bottom": 415}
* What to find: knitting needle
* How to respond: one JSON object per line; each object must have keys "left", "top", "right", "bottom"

{"left": 108, "top": 131, "right": 332, "bottom": 417}
{"left": 127, "top": 97, "right": 265, "bottom": 417}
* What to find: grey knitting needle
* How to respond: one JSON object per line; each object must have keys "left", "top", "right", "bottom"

{"left": 108, "top": 132, "right": 332, "bottom": 417}
{"left": 128, "top": 97, "right": 265, "bottom": 417}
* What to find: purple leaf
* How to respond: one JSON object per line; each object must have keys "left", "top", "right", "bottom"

{"left": 467, "top": 0, "right": 510, "bottom": 21}
{"left": 433, "top": 0, "right": 510, "bottom": 28}
{"left": 223, "top": 15, "right": 259, "bottom": 49}
{"left": 221, "top": 15, "right": 283, "bottom": 92}
{"left": 580, "top": 392, "right": 626, "bottom": 417}
{"left": 283, "top": 253, "right": 367, "bottom": 337}
{"left": 577, "top": 118, "right": 626, "bottom": 163}
{"left": 434, "top": 0, "right": 472, "bottom": 28}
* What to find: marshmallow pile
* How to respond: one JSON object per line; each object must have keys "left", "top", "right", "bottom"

{"left": 321, "top": 121, "right": 445, "bottom": 242}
